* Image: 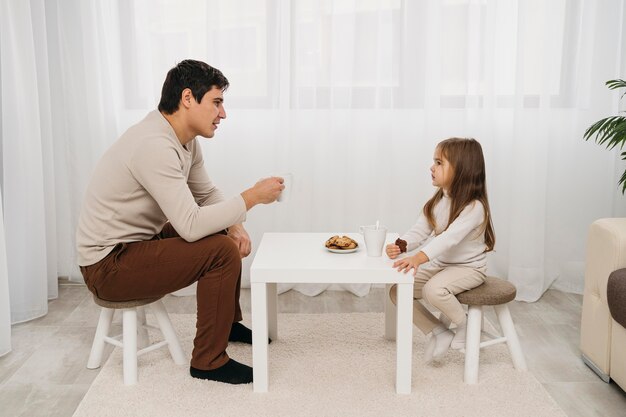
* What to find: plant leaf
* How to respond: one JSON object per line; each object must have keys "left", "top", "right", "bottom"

{"left": 620, "top": 153, "right": 626, "bottom": 194}
{"left": 585, "top": 80, "right": 626, "bottom": 193}
{"left": 605, "top": 79, "right": 626, "bottom": 100}
{"left": 606, "top": 79, "right": 626, "bottom": 90}
{"left": 583, "top": 116, "right": 626, "bottom": 149}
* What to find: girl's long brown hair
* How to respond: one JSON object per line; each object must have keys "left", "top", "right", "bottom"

{"left": 423, "top": 138, "right": 495, "bottom": 251}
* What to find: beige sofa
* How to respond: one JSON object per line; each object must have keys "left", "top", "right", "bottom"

{"left": 580, "top": 218, "right": 626, "bottom": 391}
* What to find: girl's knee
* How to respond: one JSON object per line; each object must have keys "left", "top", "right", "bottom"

{"left": 422, "top": 283, "right": 451, "bottom": 305}
{"left": 389, "top": 284, "right": 397, "bottom": 305}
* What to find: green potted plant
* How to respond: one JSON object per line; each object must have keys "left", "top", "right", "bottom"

{"left": 584, "top": 79, "right": 626, "bottom": 193}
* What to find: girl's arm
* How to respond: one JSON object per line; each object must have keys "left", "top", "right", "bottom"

{"left": 386, "top": 211, "right": 432, "bottom": 259}
{"left": 400, "top": 212, "right": 433, "bottom": 252}
{"left": 393, "top": 201, "right": 484, "bottom": 273}
{"left": 420, "top": 201, "right": 485, "bottom": 261}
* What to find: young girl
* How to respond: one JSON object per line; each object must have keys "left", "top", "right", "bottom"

{"left": 387, "top": 137, "right": 495, "bottom": 363}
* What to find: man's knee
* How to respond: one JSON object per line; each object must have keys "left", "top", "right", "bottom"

{"left": 210, "top": 234, "right": 240, "bottom": 263}
{"left": 193, "top": 234, "right": 241, "bottom": 275}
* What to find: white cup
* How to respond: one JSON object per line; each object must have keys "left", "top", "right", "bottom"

{"left": 276, "top": 173, "right": 293, "bottom": 202}
{"left": 359, "top": 225, "right": 387, "bottom": 257}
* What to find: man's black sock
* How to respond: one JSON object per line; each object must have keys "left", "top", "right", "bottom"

{"left": 190, "top": 359, "right": 252, "bottom": 384}
{"left": 229, "top": 322, "right": 272, "bottom": 344}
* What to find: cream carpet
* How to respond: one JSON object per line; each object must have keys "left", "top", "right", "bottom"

{"left": 73, "top": 313, "right": 565, "bottom": 417}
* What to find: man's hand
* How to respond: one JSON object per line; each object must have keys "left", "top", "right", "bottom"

{"left": 241, "top": 177, "right": 284, "bottom": 210}
{"left": 227, "top": 223, "right": 252, "bottom": 258}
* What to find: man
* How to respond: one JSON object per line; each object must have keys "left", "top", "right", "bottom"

{"left": 76, "top": 60, "right": 282, "bottom": 384}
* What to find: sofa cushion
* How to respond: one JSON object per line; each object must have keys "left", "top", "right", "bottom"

{"left": 608, "top": 268, "right": 626, "bottom": 329}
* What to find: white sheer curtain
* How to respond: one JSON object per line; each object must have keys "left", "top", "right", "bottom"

{"left": 1, "top": 0, "right": 58, "bottom": 326}
{"left": 108, "top": 0, "right": 626, "bottom": 299}
{"left": 0, "top": 186, "right": 10, "bottom": 356}
{"left": 1, "top": 0, "right": 626, "bottom": 353}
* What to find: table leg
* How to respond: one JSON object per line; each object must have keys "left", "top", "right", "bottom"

{"left": 267, "top": 282, "right": 278, "bottom": 340}
{"left": 384, "top": 284, "right": 396, "bottom": 340}
{"left": 251, "top": 282, "right": 268, "bottom": 392}
{"left": 395, "top": 282, "right": 413, "bottom": 394}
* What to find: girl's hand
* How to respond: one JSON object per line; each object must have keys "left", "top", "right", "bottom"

{"left": 386, "top": 244, "right": 401, "bottom": 259}
{"left": 393, "top": 255, "right": 420, "bottom": 274}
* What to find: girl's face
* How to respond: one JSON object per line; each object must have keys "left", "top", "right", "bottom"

{"left": 431, "top": 147, "right": 454, "bottom": 191}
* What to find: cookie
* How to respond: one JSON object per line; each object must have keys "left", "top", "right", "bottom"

{"left": 325, "top": 235, "right": 340, "bottom": 248}
{"left": 325, "top": 235, "right": 358, "bottom": 250}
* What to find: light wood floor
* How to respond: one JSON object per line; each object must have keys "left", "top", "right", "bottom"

{"left": 1, "top": 282, "right": 625, "bottom": 417}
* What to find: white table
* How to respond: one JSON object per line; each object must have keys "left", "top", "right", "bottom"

{"left": 250, "top": 232, "right": 414, "bottom": 394}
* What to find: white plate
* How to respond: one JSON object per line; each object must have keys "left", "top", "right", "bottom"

{"left": 326, "top": 247, "right": 358, "bottom": 254}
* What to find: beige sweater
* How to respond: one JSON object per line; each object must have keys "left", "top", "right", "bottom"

{"left": 400, "top": 196, "right": 488, "bottom": 269}
{"left": 76, "top": 110, "right": 247, "bottom": 266}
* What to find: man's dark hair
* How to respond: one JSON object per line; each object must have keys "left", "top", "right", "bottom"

{"left": 158, "top": 60, "right": 229, "bottom": 115}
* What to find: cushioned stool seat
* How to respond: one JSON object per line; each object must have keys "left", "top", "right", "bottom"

{"left": 456, "top": 276, "right": 527, "bottom": 384}
{"left": 456, "top": 277, "right": 517, "bottom": 306}
{"left": 87, "top": 295, "right": 187, "bottom": 385}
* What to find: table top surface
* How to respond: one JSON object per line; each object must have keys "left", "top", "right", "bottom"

{"left": 250, "top": 232, "right": 413, "bottom": 284}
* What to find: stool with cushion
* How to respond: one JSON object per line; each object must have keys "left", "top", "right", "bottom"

{"left": 87, "top": 295, "right": 187, "bottom": 385}
{"left": 456, "top": 276, "right": 527, "bottom": 384}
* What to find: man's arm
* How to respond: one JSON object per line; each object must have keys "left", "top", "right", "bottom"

{"left": 187, "top": 141, "right": 225, "bottom": 206}
{"left": 188, "top": 141, "right": 284, "bottom": 211}
{"left": 132, "top": 140, "right": 247, "bottom": 242}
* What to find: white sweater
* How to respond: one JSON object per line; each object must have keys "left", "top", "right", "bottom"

{"left": 76, "top": 110, "right": 247, "bottom": 266}
{"left": 400, "top": 195, "right": 488, "bottom": 269}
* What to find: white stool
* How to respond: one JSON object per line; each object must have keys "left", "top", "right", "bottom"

{"left": 87, "top": 295, "right": 187, "bottom": 385}
{"left": 456, "top": 276, "right": 527, "bottom": 384}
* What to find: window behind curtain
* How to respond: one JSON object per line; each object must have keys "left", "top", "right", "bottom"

{"left": 115, "top": 0, "right": 578, "bottom": 110}
{"left": 117, "top": 0, "right": 278, "bottom": 109}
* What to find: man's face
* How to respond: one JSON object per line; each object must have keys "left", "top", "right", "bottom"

{"left": 189, "top": 86, "right": 226, "bottom": 138}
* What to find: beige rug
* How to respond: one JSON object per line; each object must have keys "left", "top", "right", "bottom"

{"left": 73, "top": 313, "right": 565, "bottom": 417}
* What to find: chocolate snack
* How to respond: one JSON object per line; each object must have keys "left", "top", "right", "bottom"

{"left": 395, "top": 238, "right": 407, "bottom": 253}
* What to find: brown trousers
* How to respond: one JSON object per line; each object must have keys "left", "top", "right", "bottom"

{"left": 80, "top": 224, "right": 243, "bottom": 370}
